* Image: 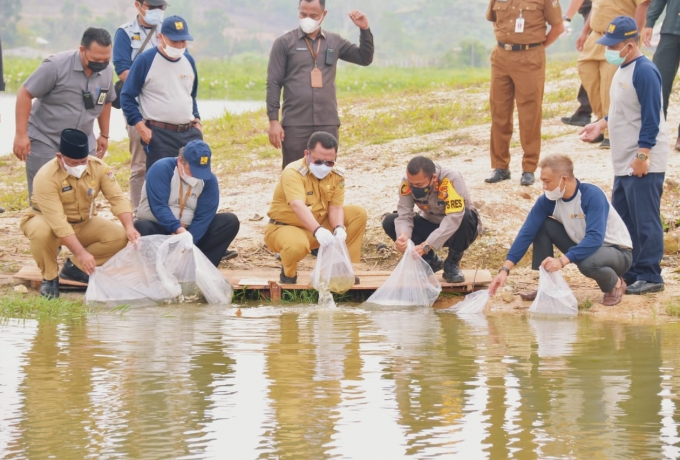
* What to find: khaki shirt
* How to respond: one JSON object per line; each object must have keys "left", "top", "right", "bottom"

{"left": 487, "top": 0, "right": 563, "bottom": 44}
{"left": 25, "top": 157, "right": 132, "bottom": 238}
{"left": 266, "top": 27, "right": 374, "bottom": 127}
{"left": 267, "top": 158, "right": 345, "bottom": 226}
{"left": 589, "top": 0, "right": 645, "bottom": 33}
{"left": 394, "top": 164, "right": 480, "bottom": 250}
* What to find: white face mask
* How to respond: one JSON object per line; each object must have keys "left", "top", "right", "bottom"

{"left": 300, "top": 17, "right": 322, "bottom": 34}
{"left": 544, "top": 177, "right": 566, "bottom": 201}
{"left": 62, "top": 160, "right": 87, "bottom": 179}
{"left": 162, "top": 38, "right": 186, "bottom": 59}
{"left": 179, "top": 165, "right": 201, "bottom": 187}
{"left": 308, "top": 162, "right": 333, "bottom": 180}
{"left": 144, "top": 8, "right": 164, "bottom": 26}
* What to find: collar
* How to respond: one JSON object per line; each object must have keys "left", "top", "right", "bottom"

{"left": 561, "top": 179, "right": 581, "bottom": 202}
{"left": 72, "top": 49, "right": 85, "bottom": 73}
{"left": 297, "top": 27, "right": 326, "bottom": 41}
{"left": 621, "top": 54, "right": 644, "bottom": 69}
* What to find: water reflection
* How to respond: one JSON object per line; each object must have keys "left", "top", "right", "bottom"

{"left": 0, "top": 307, "right": 677, "bottom": 459}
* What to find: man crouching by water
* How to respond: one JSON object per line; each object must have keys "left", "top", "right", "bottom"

{"left": 21, "top": 129, "right": 140, "bottom": 299}
{"left": 264, "top": 131, "right": 367, "bottom": 284}
{"left": 489, "top": 154, "right": 633, "bottom": 306}
{"left": 135, "top": 140, "right": 240, "bottom": 266}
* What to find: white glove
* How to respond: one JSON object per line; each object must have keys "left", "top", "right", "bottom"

{"left": 561, "top": 21, "right": 572, "bottom": 36}
{"left": 315, "top": 227, "right": 335, "bottom": 246}
{"left": 334, "top": 226, "right": 347, "bottom": 242}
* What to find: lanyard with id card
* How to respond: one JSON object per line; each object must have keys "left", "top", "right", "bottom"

{"left": 304, "top": 37, "right": 323, "bottom": 88}
{"left": 515, "top": 9, "right": 525, "bottom": 33}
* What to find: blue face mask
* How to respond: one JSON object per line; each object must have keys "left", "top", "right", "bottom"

{"left": 605, "top": 44, "right": 629, "bottom": 66}
{"left": 144, "top": 8, "right": 164, "bottom": 26}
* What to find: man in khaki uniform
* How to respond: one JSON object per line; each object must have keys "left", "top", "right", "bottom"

{"left": 265, "top": 131, "right": 367, "bottom": 284}
{"left": 21, "top": 129, "right": 140, "bottom": 299}
{"left": 485, "top": 0, "right": 564, "bottom": 186}
{"left": 576, "top": 0, "right": 650, "bottom": 149}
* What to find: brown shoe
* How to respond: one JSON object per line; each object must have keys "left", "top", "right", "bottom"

{"left": 601, "top": 277, "right": 626, "bottom": 306}
{"left": 675, "top": 137, "right": 680, "bottom": 151}
{"left": 519, "top": 290, "right": 537, "bottom": 301}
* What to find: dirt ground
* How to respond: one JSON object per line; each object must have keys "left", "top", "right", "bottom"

{"left": 3, "top": 71, "right": 680, "bottom": 322}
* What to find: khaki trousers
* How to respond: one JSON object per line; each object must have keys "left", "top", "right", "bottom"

{"left": 127, "top": 122, "right": 147, "bottom": 214}
{"left": 577, "top": 31, "right": 618, "bottom": 123}
{"left": 264, "top": 205, "right": 367, "bottom": 278}
{"left": 489, "top": 46, "right": 546, "bottom": 173}
{"left": 20, "top": 215, "right": 128, "bottom": 280}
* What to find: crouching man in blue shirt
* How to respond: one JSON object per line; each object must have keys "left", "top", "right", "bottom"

{"left": 134, "top": 140, "right": 240, "bottom": 266}
{"left": 489, "top": 154, "right": 633, "bottom": 306}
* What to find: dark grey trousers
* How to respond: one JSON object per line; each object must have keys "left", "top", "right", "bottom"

{"left": 281, "top": 125, "right": 339, "bottom": 169}
{"left": 142, "top": 125, "right": 203, "bottom": 171}
{"left": 653, "top": 33, "right": 680, "bottom": 128}
{"left": 532, "top": 218, "right": 632, "bottom": 292}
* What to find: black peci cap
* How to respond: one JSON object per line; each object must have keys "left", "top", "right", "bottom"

{"left": 59, "top": 129, "right": 89, "bottom": 159}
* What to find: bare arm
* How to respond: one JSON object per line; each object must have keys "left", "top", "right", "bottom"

{"left": 545, "top": 21, "right": 566, "bottom": 47}
{"left": 290, "top": 200, "right": 324, "bottom": 232}
{"left": 635, "top": 1, "right": 652, "bottom": 32}
{"left": 13, "top": 86, "right": 34, "bottom": 161}
{"left": 328, "top": 205, "right": 345, "bottom": 229}
{"left": 60, "top": 234, "right": 96, "bottom": 275}
{"left": 118, "top": 69, "right": 130, "bottom": 82}
{"left": 564, "top": 0, "right": 586, "bottom": 19}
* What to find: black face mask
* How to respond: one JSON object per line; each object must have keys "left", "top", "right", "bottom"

{"left": 411, "top": 184, "right": 432, "bottom": 199}
{"left": 87, "top": 60, "right": 109, "bottom": 73}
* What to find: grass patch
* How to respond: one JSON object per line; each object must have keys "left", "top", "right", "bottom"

{"left": 578, "top": 298, "right": 594, "bottom": 311}
{"left": 0, "top": 293, "right": 91, "bottom": 321}
{"left": 666, "top": 299, "right": 680, "bottom": 317}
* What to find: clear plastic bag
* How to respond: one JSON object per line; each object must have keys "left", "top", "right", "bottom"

{"left": 86, "top": 233, "right": 233, "bottom": 306}
{"left": 450, "top": 289, "right": 489, "bottom": 314}
{"left": 366, "top": 240, "right": 442, "bottom": 307}
{"left": 528, "top": 267, "right": 578, "bottom": 317}
{"left": 310, "top": 237, "right": 355, "bottom": 296}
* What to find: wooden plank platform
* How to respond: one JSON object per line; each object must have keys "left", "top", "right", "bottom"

{"left": 14, "top": 265, "right": 491, "bottom": 302}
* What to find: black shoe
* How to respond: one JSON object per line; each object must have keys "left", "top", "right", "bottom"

{"left": 59, "top": 258, "right": 89, "bottom": 284}
{"left": 221, "top": 249, "right": 238, "bottom": 261}
{"left": 625, "top": 280, "right": 664, "bottom": 295}
{"left": 280, "top": 267, "right": 298, "bottom": 284}
{"left": 599, "top": 138, "right": 610, "bottom": 149}
{"left": 520, "top": 172, "right": 535, "bottom": 186}
{"left": 355, "top": 276, "right": 360, "bottom": 285}
{"left": 310, "top": 248, "right": 319, "bottom": 257}
{"left": 40, "top": 278, "right": 59, "bottom": 299}
{"left": 423, "top": 251, "right": 444, "bottom": 273}
{"left": 443, "top": 252, "right": 465, "bottom": 283}
{"left": 0, "top": 206, "right": 5, "bottom": 213}
{"left": 485, "top": 169, "right": 511, "bottom": 184}
{"left": 561, "top": 114, "right": 591, "bottom": 127}
{"left": 589, "top": 134, "right": 605, "bottom": 144}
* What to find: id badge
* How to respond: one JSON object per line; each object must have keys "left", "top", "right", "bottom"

{"left": 311, "top": 68, "right": 323, "bottom": 88}
{"left": 515, "top": 17, "right": 525, "bottom": 33}
{"left": 97, "top": 89, "right": 108, "bottom": 106}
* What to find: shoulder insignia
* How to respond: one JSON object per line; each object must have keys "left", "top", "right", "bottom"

{"left": 438, "top": 178, "right": 451, "bottom": 200}
{"left": 400, "top": 181, "right": 411, "bottom": 196}
{"left": 105, "top": 168, "right": 116, "bottom": 181}
{"left": 296, "top": 164, "right": 309, "bottom": 176}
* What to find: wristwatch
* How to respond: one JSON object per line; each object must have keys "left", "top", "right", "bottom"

{"left": 563, "top": 15, "right": 571, "bottom": 22}
{"left": 636, "top": 153, "right": 649, "bottom": 161}
{"left": 422, "top": 243, "right": 432, "bottom": 254}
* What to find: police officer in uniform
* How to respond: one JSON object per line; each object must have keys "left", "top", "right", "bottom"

{"left": 20, "top": 129, "right": 140, "bottom": 299}
{"left": 265, "top": 131, "right": 367, "bottom": 284}
{"left": 485, "top": 0, "right": 564, "bottom": 186}
{"left": 13, "top": 28, "right": 116, "bottom": 197}
{"left": 382, "top": 156, "right": 482, "bottom": 283}
{"left": 113, "top": 0, "right": 167, "bottom": 214}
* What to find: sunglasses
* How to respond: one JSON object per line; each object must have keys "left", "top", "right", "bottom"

{"left": 312, "top": 159, "right": 335, "bottom": 167}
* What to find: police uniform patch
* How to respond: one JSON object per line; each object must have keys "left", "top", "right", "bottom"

{"left": 105, "top": 168, "right": 116, "bottom": 181}
{"left": 437, "top": 180, "right": 448, "bottom": 200}
{"left": 400, "top": 181, "right": 411, "bottom": 196}
{"left": 339, "top": 178, "right": 345, "bottom": 189}
{"left": 441, "top": 178, "right": 464, "bottom": 214}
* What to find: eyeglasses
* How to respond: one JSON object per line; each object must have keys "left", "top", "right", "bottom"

{"left": 312, "top": 159, "right": 335, "bottom": 167}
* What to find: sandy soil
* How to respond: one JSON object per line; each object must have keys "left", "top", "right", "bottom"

{"left": 3, "top": 71, "right": 680, "bottom": 322}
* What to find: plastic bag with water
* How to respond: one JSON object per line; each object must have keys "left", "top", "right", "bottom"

{"left": 85, "top": 232, "right": 233, "bottom": 306}
{"left": 528, "top": 267, "right": 578, "bottom": 317}
{"left": 366, "top": 240, "right": 441, "bottom": 307}
{"left": 310, "top": 237, "right": 355, "bottom": 308}
{"left": 450, "top": 289, "right": 489, "bottom": 314}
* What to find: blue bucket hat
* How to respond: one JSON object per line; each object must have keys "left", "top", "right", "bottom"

{"left": 182, "top": 140, "right": 212, "bottom": 180}
{"left": 596, "top": 16, "right": 639, "bottom": 46}
{"left": 161, "top": 15, "right": 193, "bottom": 41}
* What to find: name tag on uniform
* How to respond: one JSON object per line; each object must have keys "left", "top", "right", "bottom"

{"left": 97, "top": 90, "right": 108, "bottom": 106}
{"left": 307, "top": 191, "right": 314, "bottom": 195}
{"left": 62, "top": 185, "right": 73, "bottom": 192}
{"left": 296, "top": 47, "right": 307, "bottom": 51}
{"left": 515, "top": 16, "right": 525, "bottom": 33}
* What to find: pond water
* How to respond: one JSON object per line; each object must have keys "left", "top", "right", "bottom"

{"left": 1, "top": 305, "right": 679, "bottom": 459}
{"left": 0, "top": 93, "right": 264, "bottom": 156}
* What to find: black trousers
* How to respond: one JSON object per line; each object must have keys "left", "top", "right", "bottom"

{"left": 281, "top": 125, "right": 339, "bottom": 169}
{"left": 141, "top": 125, "right": 203, "bottom": 171}
{"left": 532, "top": 218, "right": 632, "bottom": 292}
{"left": 134, "top": 213, "right": 240, "bottom": 267}
{"left": 653, "top": 33, "right": 680, "bottom": 124}
{"left": 382, "top": 209, "right": 479, "bottom": 257}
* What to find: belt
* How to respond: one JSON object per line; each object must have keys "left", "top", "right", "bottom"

{"left": 147, "top": 120, "right": 195, "bottom": 132}
{"left": 269, "top": 219, "right": 288, "bottom": 226}
{"left": 31, "top": 205, "right": 41, "bottom": 213}
{"left": 498, "top": 42, "right": 542, "bottom": 51}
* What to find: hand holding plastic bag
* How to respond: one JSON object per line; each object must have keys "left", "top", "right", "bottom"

{"left": 310, "top": 237, "right": 355, "bottom": 295}
{"left": 528, "top": 267, "right": 578, "bottom": 317}
{"left": 366, "top": 240, "right": 441, "bottom": 307}
{"left": 315, "top": 227, "right": 335, "bottom": 247}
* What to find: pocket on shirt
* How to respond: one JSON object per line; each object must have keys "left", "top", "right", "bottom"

{"left": 60, "top": 189, "right": 76, "bottom": 205}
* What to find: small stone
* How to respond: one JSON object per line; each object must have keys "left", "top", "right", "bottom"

{"left": 500, "top": 286, "right": 514, "bottom": 303}
{"left": 521, "top": 192, "right": 532, "bottom": 200}
{"left": 664, "top": 230, "right": 680, "bottom": 255}
{"left": 13, "top": 285, "right": 28, "bottom": 294}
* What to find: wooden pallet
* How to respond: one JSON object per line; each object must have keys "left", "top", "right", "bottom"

{"left": 14, "top": 265, "right": 491, "bottom": 303}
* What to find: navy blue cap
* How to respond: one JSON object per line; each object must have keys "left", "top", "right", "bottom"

{"left": 59, "top": 129, "right": 89, "bottom": 159}
{"left": 596, "top": 16, "right": 638, "bottom": 46}
{"left": 161, "top": 15, "right": 193, "bottom": 41}
{"left": 182, "top": 140, "right": 212, "bottom": 180}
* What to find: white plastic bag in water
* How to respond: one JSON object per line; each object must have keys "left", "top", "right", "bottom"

{"left": 366, "top": 240, "right": 441, "bottom": 307}
{"left": 451, "top": 289, "right": 489, "bottom": 314}
{"left": 310, "top": 237, "right": 355, "bottom": 295}
{"left": 86, "top": 233, "right": 233, "bottom": 306}
{"left": 528, "top": 267, "right": 578, "bottom": 317}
